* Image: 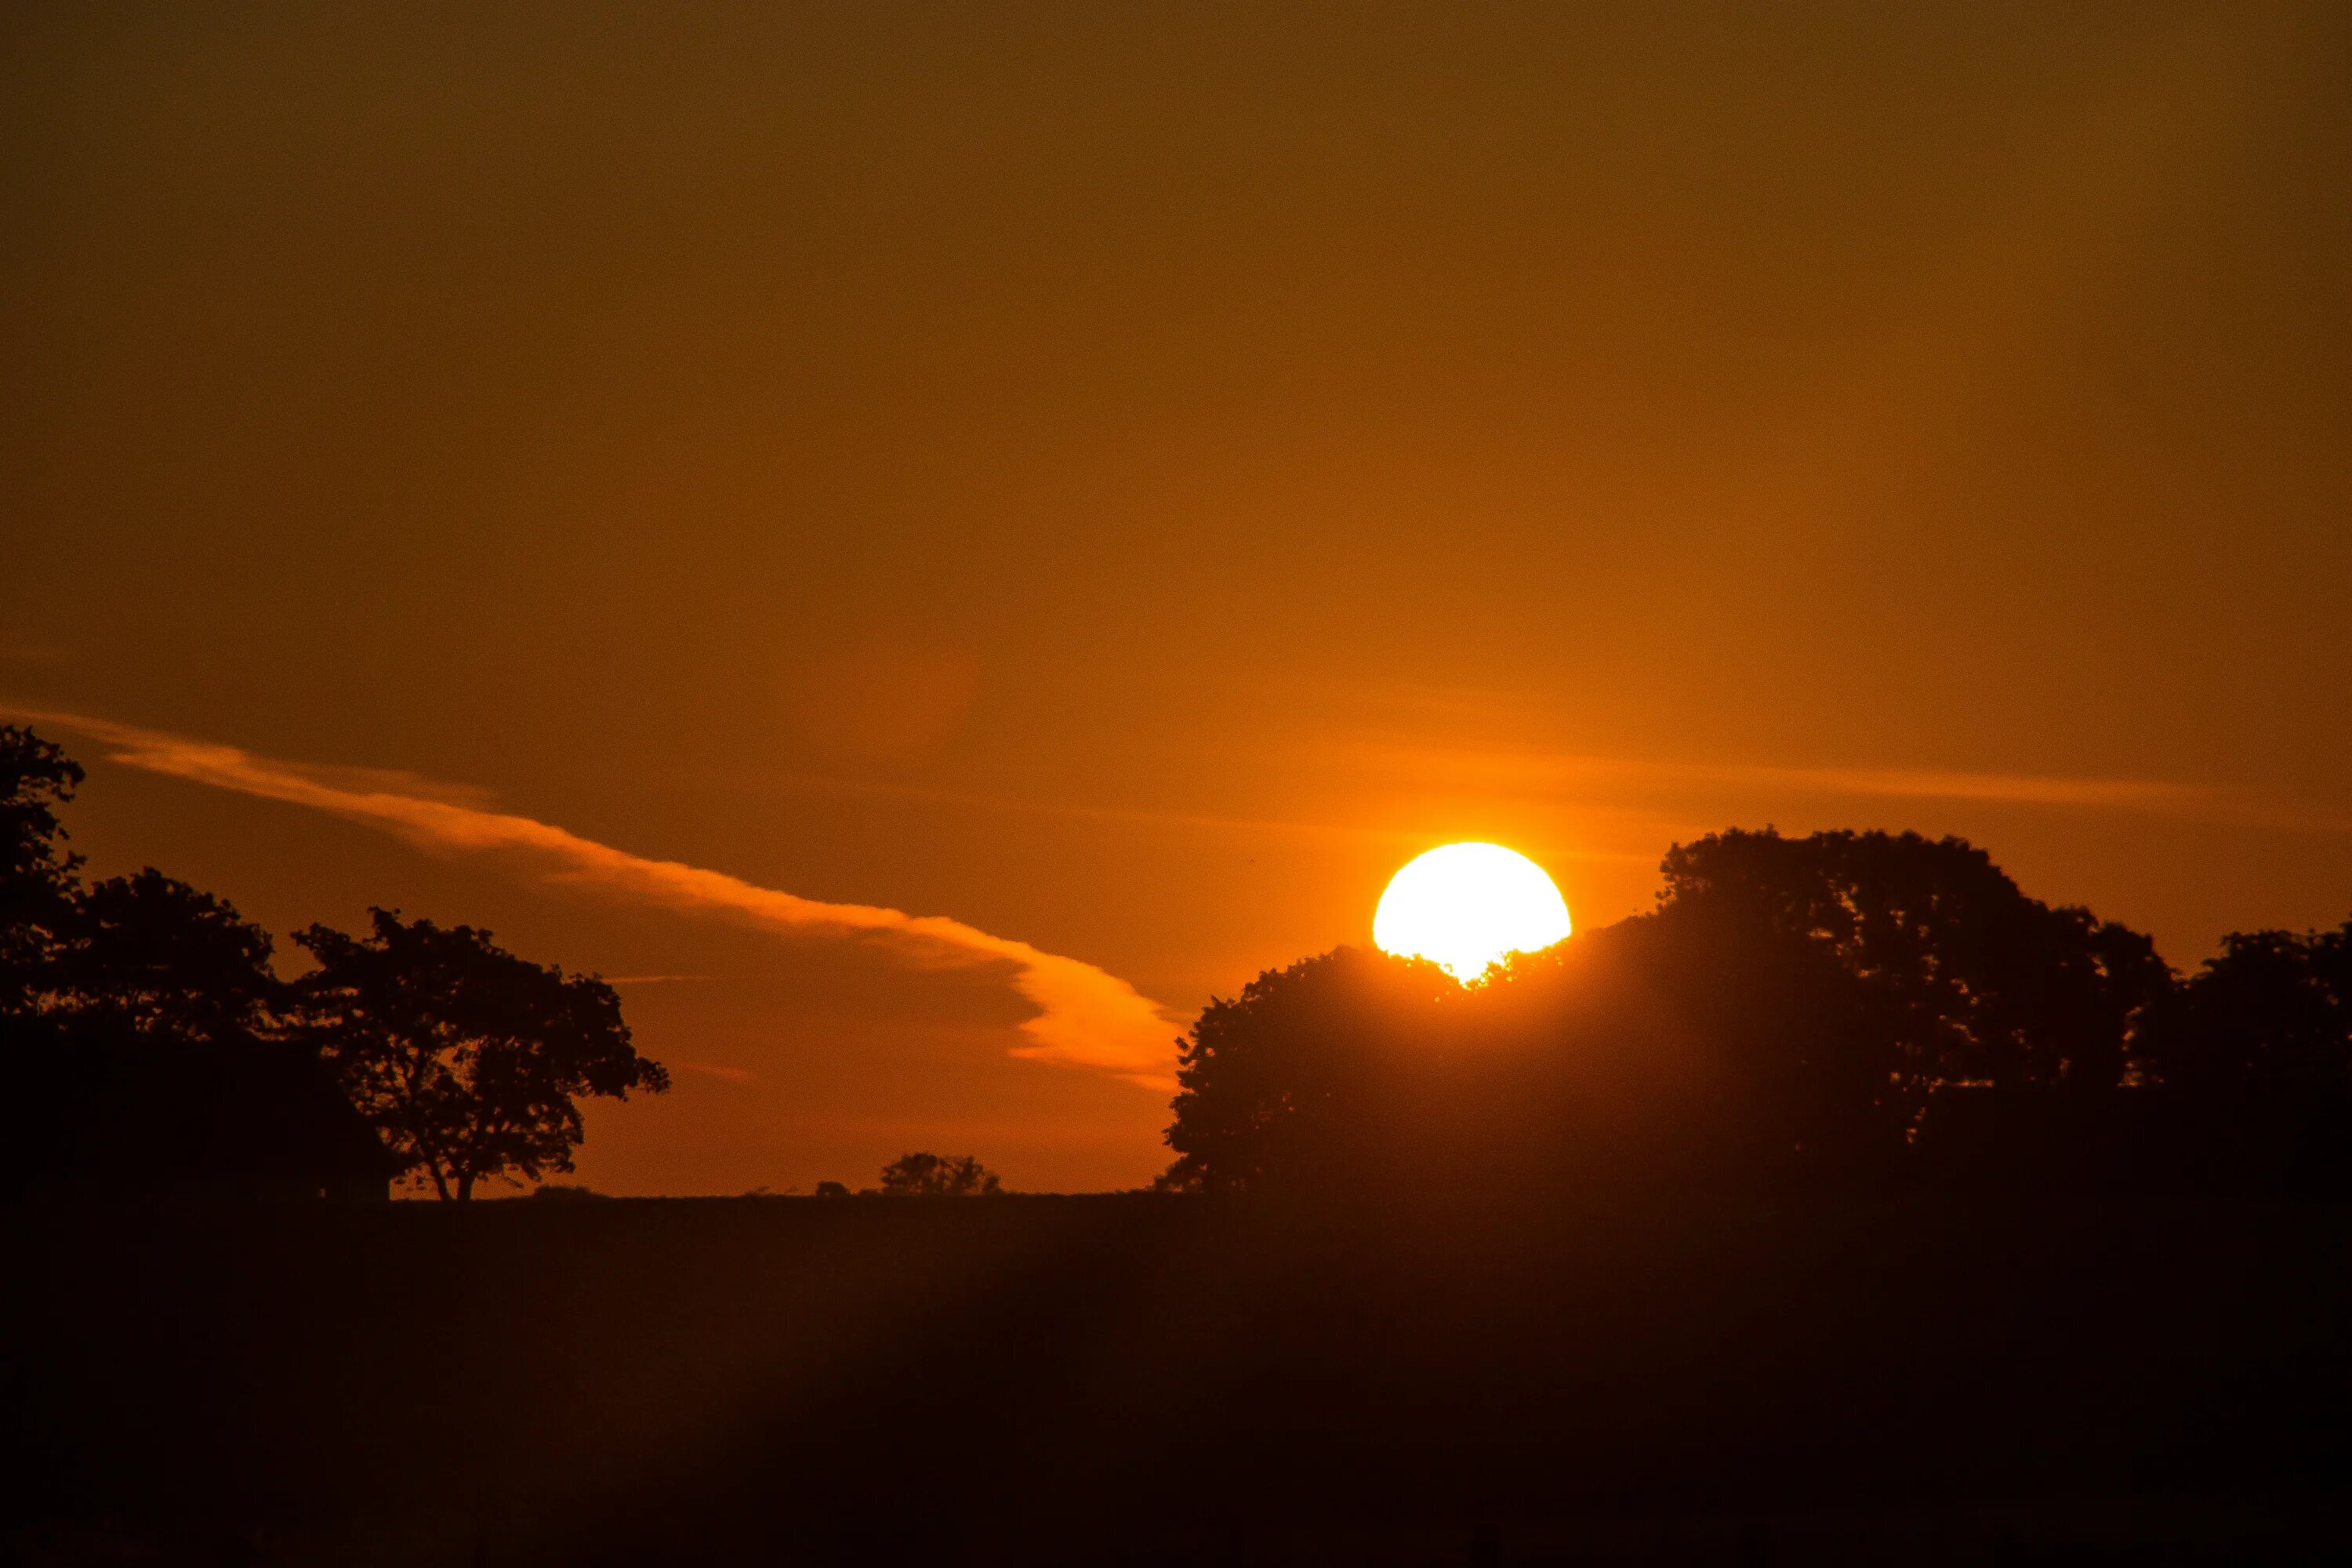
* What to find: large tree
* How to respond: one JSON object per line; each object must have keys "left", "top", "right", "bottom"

{"left": 1164, "top": 830, "right": 2177, "bottom": 1195}
{"left": 877, "top": 1152, "right": 1003, "bottom": 1196}
{"left": 2140, "top": 918, "right": 2352, "bottom": 1096}
{"left": 1, "top": 728, "right": 395, "bottom": 1198}
{"left": 292, "top": 909, "right": 669, "bottom": 1199}
{"left": 1163, "top": 913, "right": 1875, "bottom": 1196}
{"left": 63, "top": 869, "right": 285, "bottom": 1042}
{"left": 1165, "top": 946, "right": 1462, "bottom": 1196}
{"left": 0, "top": 724, "right": 85, "bottom": 1017}
{"left": 1658, "top": 829, "right": 2171, "bottom": 1102}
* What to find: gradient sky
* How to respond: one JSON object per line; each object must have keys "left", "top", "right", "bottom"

{"left": 6, "top": 3, "right": 2350, "bottom": 1192}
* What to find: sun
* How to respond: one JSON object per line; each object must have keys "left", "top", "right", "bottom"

{"left": 1372, "top": 842, "right": 1573, "bottom": 980}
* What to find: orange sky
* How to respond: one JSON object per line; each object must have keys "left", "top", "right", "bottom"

{"left": 7, "top": 3, "right": 2350, "bottom": 1192}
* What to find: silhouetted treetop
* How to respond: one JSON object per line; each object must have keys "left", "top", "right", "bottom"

{"left": 1166, "top": 947, "right": 1463, "bottom": 1196}
{"left": 0, "top": 723, "right": 82, "bottom": 887}
{"left": 0, "top": 727, "right": 671, "bottom": 1202}
{"left": 2142, "top": 916, "right": 2352, "bottom": 1096}
{"left": 1, "top": 724, "right": 86, "bottom": 1016}
{"left": 63, "top": 869, "right": 284, "bottom": 1044}
{"left": 1660, "top": 829, "right": 2169, "bottom": 1096}
{"left": 878, "top": 1152, "right": 1003, "bottom": 1196}
{"left": 292, "top": 909, "right": 668, "bottom": 1200}
{"left": 0, "top": 728, "right": 398, "bottom": 1200}
{"left": 1167, "top": 829, "right": 2194, "bottom": 1196}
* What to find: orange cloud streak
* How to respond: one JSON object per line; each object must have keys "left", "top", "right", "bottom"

{"left": 9, "top": 708, "right": 1178, "bottom": 1089}
{"left": 1341, "top": 739, "right": 2257, "bottom": 815}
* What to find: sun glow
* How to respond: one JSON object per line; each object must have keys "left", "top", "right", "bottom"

{"left": 1372, "top": 842, "right": 1573, "bottom": 981}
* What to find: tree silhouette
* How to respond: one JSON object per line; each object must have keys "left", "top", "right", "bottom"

{"left": 0, "top": 728, "right": 397, "bottom": 1197}
{"left": 1165, "top": 946, "right": 1461, "bottom": 1196}
{"left": 877, "top": 1152, "right": 1002, "bottom": 1196}
{"left": 0, "top": 724, "right": 85, "bottom": 1018}
{"left": 292, "top": 909, "right": 668, "bottom": 1200}
{"left": 2141, "top": 918, "right": 2352, "bottom": 1096}
{"left": 1659, "top": 829, "right": 2169, "bottom": 1102}
{"left": 1166, "top": 830, "right": 2180, "bottom": 1195}
{"left": 30, "top": 866, "right": 403, "bottom": 1197}
{"left": 62, "top": 869, "right": 285, "bottom": 1042}
{"left": 1163, "top": 918, "right": 1879, "bottom": 1195}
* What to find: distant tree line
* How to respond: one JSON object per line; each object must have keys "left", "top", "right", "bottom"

{"left": 809, "top": 1152, "right": 1005, "bottom": 1198}
{"left": 1165, "top": 829, "right": 2352, "bottom": 1196}
{"left": 0, "top": 725, "right": 666, "bottom": 1201}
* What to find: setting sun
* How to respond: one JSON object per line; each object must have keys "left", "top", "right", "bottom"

{"left": 1372, "top": 843, "right": 1573, "bottom": 980}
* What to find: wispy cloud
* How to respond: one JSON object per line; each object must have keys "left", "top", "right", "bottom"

{"left": 677, "top": 1061, "right": 759, "bottom": 1085}
{"left": 1619, "top": 755, "right": 2211, "bottom": 812}
{"left": 1341, "top": 738, "right": 2350, "bottom": 834}
{"left": 717, "top": 768, "right": 1437, "bottom": 847}
{"left": 6, "top": 706, "right": 1178, "bottom": 1088}
{"left": 1348, "top": 740, "right": 2215, "bottom": 812}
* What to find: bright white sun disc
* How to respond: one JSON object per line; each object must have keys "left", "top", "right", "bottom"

{"left": 1372, "top": 842, "right": 1572, "bottom": 979}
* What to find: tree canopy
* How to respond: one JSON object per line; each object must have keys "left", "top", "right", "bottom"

{"left": 1167, "top": 829, "right": 2345, "bottom": 1197}
{"left": 292, "top": 909, "right": 669, "bottom": 1200}
{"left": 1658, "top": 829, "right": 2169, "bottom": 1100}
{"left": 2140, "top": 921, "right": 2352, "bottom": 1096}
{"left": 0, "top": 724, "right": 85, "bottom": 1018}
{"left": 62, "top": 869, "right": 285, "bottom": 1043}
{"left": 877, "top": 1152, "right": 1003, "bottom": 1196}
{"left": 0, "top": 728, "right": 397, "bottom": 1200}
{"left": 0, "top": 724, "right": 654, "bottom": 1201}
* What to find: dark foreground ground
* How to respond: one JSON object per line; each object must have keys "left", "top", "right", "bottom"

{"left": 9, "top": 1191, "right": 2352, "bottom": 1566}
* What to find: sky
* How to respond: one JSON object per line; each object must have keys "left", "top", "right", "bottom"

{"left": 5, "top": 2, "right": 2350, "bottom": 1193}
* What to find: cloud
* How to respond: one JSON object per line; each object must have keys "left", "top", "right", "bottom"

{"left": 1635, "top": 757, "right": 2214, "bottom": 812}
{"left": 1345, "top": 739, "right": 2220, "bottom": 812}
{"left": 1338, "top": 736, "right": 2352, "bottom": 837}
{"left": 7, "top": 707, "right": 1179, "bottom": 1089}
{"left": 677, "top": 1062, "right": 759, "bottom": 1086}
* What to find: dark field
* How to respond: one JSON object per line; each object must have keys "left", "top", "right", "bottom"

{"left": 10, "top": 1193, "right": 2352, "bottom": 1565}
